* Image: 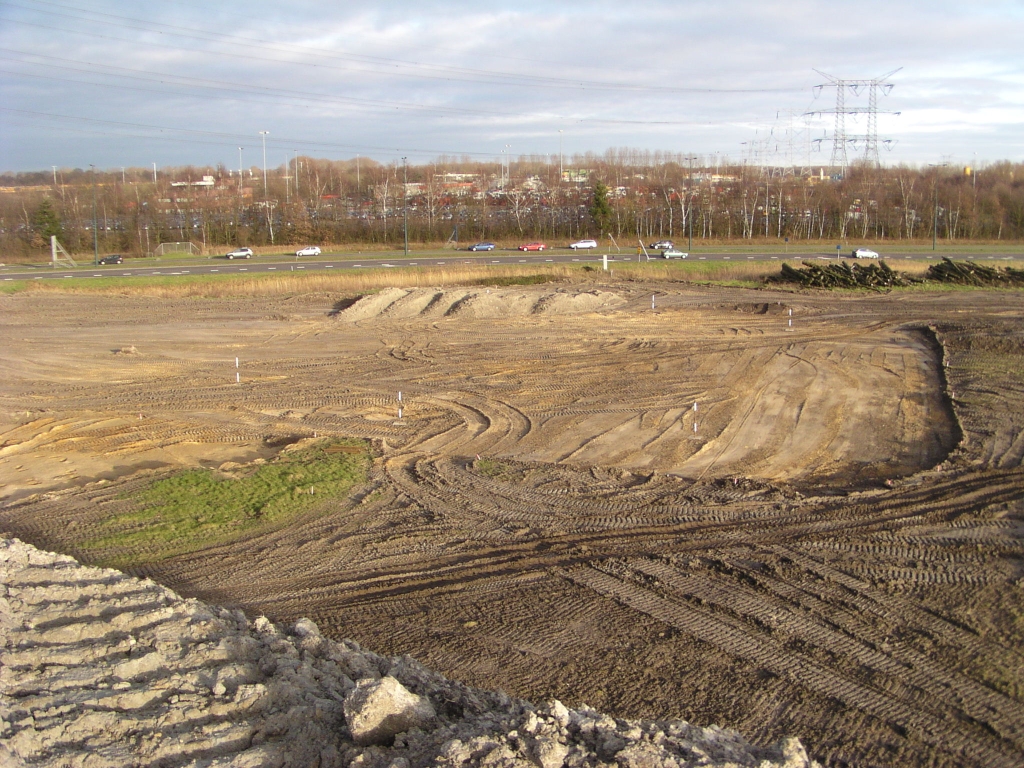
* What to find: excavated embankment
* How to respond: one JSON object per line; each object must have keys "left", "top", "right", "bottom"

{"left": 1, "top": 537, "right": 817, "bottom": 768}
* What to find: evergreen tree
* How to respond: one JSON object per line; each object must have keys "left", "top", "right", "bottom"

{"left": 33, "top": 198, "right": 62, "bottom": 243}
{"left": 589, "top": 180, "right": 612, "bottom": 236}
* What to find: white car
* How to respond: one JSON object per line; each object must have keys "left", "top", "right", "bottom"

{"left": 226, "top": 247, "right": 253, "bottom": 259}
{"left": 295, "top": 246, "right": 321, "bottom": 257}
{"left": 851, "top": 248, "right": 879, "bottom": 259}
{"left": 661, "top": 248, "right": 688, "bottom": 259}
{"left": 569, "top": 239, "right": 598, "bottom": 250}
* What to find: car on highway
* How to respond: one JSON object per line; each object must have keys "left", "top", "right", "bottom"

{"left": 226, "top": 247, "right": 253, "bottom": 259}
{"left": 295, "top": 246, "right": 321, "bottom": 257}
{"left": 851, "top": 247, "right": 879, "bottom": 259}
{"left": 649, "top": 240, "right": 674, "bottom": 250}
{"left": 661, "top": 248, "right": 688, "bottom": 259}
{"left": 569, "top": 239, "right": 598, "bottom": 250}
{"left": 518, "top": 242, "right": 547, "bottom": 251}
{"left": 468, "top": 242, "right": 496, "bottom": 252}
{"left": 98, "top": 254, "right": 123, "bottom": 265}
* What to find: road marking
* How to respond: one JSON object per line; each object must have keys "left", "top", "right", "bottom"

{"left": 268, "top": 267, "right": 277, "bottom": 270}
{"left": 723, "top": 257, "right": 731, "bottom": 260}
{"left": 409, "top": 262, "right": 418, "bottom": 265}
{"left": 239, "top": 268, "right": 248, "bottom": 271}
{"left": 436, "top": 261, "right": 446, "bottom": 264}
{"left": 519, "top": 259, "right": 526, "bottom": 263}
{"left": 699, "top": 256, "right": 706, "bottom": 260}
{"left": 571, "top": 258, "right": 579, "bottom": 262}
{"left": 747, "top": 256, "right": 755, "bottom": 259}
{"left": 297, "top": 266, "right": 305, "bottom": 269}
{"left": 545, "top": 259, "right": 553, "bottom": 262}
{"left": 326, "top": 265, "right": 334, "bottom": 268}
{"left": 210, "top": 269, "right": 219, "bottom": 272}
{"left": 93, "top": 274, "right": 102, "bottom": 277}
{"left": 491, "top": 260, "right": 500, "bottom": 263}
{"left": 771, "top": 256, "right": 778, "bottom": 259}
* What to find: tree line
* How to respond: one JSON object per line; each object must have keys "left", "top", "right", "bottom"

{"left": 2, "top": 152, "right": 1022, "bottom": 258}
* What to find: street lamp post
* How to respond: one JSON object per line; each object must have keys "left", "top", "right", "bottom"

{"left": 687, "top": 156, "right": 696, "bottom": 252}
{"left": 259, "top": 131, "right": 269, "bottom": 196}
{"left": 403, "top": 157, "right": 409, "bottom": 256}
{"left": 928, "top": 162, "right": 948, "bottom": 252}
{"left": 558, "top": 130, "right": 563, "bottom": 181}
{"left": 90, "top": 164, "right": 98, "bottom": 265}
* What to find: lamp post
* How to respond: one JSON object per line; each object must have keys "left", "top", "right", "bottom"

{"left": 152, "top": 162, "right": 157, "bottom": 183}
{"left": 238, "top": 147, "right": 243, "bottom": 197}
{"left": 686, "top": 155, "right": 696, "bottom": 252}
{"left": 558, "top": 130, "right": 563, "bottom": 181}
{"left": 259, "top": 131, "right": 269, "bottom": 196}
{"left": 403, "top": 157, "right": 409, "bottom": 256}
{"left": 928, "top": 162, "right": 948, "bottom": 252}
{"left": 90, "top": 164, "right": 98, "bottom": 265}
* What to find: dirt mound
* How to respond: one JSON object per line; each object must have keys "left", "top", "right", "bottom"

{"left": 0, "top": 536, "right": 816, "bottom": 768}
{"left": 335, "top": 287, "right": 626, "bottom": 322}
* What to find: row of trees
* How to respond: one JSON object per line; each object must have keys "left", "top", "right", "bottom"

{"left": 2, "top": 152, "right": 1023, "bottom": 258}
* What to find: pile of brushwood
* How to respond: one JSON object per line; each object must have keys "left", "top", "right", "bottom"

{"left": 925, "top": 257, "right": 1024, "bottom": 286}
{"left": 768, "top": 259, "right": 914, "bottom": 289}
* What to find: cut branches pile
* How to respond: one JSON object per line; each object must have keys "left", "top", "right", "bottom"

{"left": 925, "top": 258, "right": 1024, "bottom": 286}
{"left": 767, "top": 259, "right": 913, "bottom": 289}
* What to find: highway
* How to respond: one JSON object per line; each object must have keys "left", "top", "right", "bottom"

{"left": 2, "top": 248, "right": 1021, "bottom": 282}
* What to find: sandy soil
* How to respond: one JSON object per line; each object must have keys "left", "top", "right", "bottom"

{"left": 1, "top": 280, "right": 1023, "bottom": 767}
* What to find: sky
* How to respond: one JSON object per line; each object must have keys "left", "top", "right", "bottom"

{"left": 1, "top": 0, "right": 1022, "bottom": 174}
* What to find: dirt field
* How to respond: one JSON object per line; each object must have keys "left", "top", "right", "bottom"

{"left": 1, "top": 277, "right": 1023, "bottom": 767}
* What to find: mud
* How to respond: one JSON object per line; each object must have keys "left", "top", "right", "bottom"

{"left": 1, "top": 281, "right": 1023, "bottom": 767}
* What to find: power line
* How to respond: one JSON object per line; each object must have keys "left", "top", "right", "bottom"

{"left": 2, "top": 1, "right": 804, "bottom": 96}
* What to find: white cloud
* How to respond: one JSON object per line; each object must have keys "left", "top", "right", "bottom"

{"left": 1, "top": 0, "right": 1022, "bottom": 170}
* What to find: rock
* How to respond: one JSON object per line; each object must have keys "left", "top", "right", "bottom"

{"left": 343, "top": 676, "right": 436, "bottom": 746}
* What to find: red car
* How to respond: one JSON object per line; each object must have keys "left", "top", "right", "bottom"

{"left": 518, "top": 242, "right": 546, "bottom": 251}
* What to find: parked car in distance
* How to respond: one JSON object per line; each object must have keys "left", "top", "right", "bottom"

{"left": 468, "top": 242, "right": 496, "bottom": 251}
{"left": 569, "top": 239, "right": 598, "bottom": 250}
{"left": 295, "top": 246, "right": 321, "bottom": 257}
{"left": 661, "top": 248, "right": 688, "bottom": 259}
{"left": 851, "top": 247, "right": 879, "bottom": 259}
{"left": 98, "top": 254, "right": 123, "bottom": 264}
{"left": 518, "top": 242, "right": 547, "bottom": 251}
{"left": 226, "top": 247, "right": 253, "bottom": 259}
{"left": 649, "top": 240, "right": 674, "bottom": 250}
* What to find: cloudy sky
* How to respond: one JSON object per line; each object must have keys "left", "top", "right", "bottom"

{"left": 1, "top": 0, "right": 1022, "bottom": 173}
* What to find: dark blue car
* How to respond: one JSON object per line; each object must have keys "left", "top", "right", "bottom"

{"left": 468, "top": 242, "right": 496, "bottom": 251}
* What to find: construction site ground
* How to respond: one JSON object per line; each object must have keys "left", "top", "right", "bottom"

{"left": 1, "top": 278, "right": 1022, "bottom": 768}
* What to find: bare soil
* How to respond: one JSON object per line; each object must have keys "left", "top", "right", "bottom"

{"left": 1, "top": 280, "right": 1023, "bottom": 767}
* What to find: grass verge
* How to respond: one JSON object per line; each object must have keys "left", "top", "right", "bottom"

{"left": 81, "top": 439, "right": 371, "bottom": 568}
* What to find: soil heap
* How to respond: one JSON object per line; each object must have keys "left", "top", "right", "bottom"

{"left": 1, "top": 536, "right": 816, "bottom": 768}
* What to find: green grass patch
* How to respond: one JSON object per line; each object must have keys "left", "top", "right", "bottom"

{"left": 82, "top": 440, "right": 371, "bottom": 567}
{"left": 471, "top": 273, "right": 559, "bottom": 287}
{"left": 475, "top": 458, "right": 512, "bottom": 477}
